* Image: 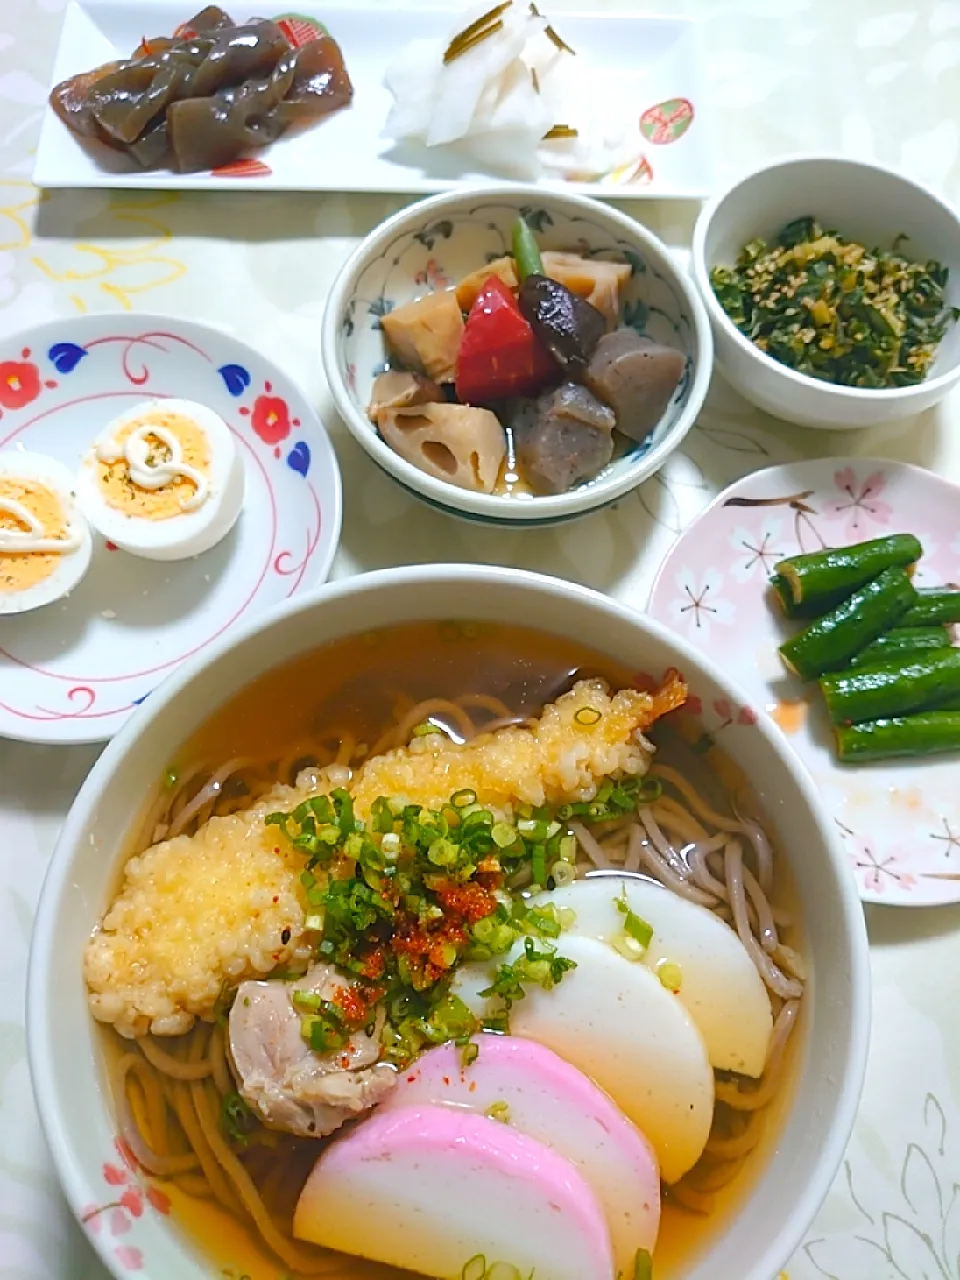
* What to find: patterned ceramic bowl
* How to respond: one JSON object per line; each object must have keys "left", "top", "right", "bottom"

{"left": 28, "top": 565, "right": 869, "bottom": 1280}
{"left": 322, "top": 186, "right": 713, "bottom": 525}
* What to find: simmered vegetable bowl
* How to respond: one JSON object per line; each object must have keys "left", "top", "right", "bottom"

{"left": 367, "top": 216, "right": 687, "bottom": 496}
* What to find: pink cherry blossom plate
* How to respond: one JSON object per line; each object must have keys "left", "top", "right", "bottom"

{"left": 0, "top": 315, "right": 341, "bottom": 746}
{"left": 648, "top": 456, "right": 960, "bottom": 906}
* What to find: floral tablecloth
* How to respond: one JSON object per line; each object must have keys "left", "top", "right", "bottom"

{"left": 3, "top": 1, "right": 960, "bottom": 1277}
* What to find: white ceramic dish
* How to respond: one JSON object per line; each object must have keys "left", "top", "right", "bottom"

{"left": 0, "top": 315, "right": 341, "bottom": 745}
{"left": 27, "top": 564, "right": 869, "bottom": 1280}
{"left": 691, "top": 155, "right": 960, "bottom": 429}
{"left": 647, "top": 456, "right": 960, "bottom": 907}
{"left": 322, "top": 185, "right": 713, "bottom": 526}
{"left": 35, "top": 1, "right": 714, "bottom": 199}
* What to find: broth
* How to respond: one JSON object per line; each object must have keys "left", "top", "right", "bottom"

{"left": 98, "top": 620, "right": 803, "bottom": 1280}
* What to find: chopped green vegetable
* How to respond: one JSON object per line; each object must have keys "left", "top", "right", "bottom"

{"left": 710, "top": 216, "right": 958, "bottom": 387}
{"left": 212, "top": 983, "right": 236, "bottom": 1027}
{"left": 633, "top": 1248, "right": 654, "bottom": 1280}
{"left": 531, "top": 844, "right": 547, "bottom": 887}
{"left": 221, "top": 1090, "right": 257, "bottom": 1147}
{"left": 774, "top": 534, "right": 922, "bottom": 606}
{"left": 899, "top": 587, "right": 960, "bottom": 626}
{"left": 835, "top": 711, "right": 960, "bottom": 761}
{"left": 300, "top": 999, "right": 350, "bottom": 1053}
{"left": 485, "top": 1100, "right": 512, "bottom": 1124}
{"left": 162, "top": 767, "right": 179, "bottom": 789}
{"left": 656, "top": 959, "right": 683, "bottom": 993}
{"left": 460, "top": 1040, "right": 480, "bottom": 1069}
{"left": 819, "top": 649, "right": 960, "bottom": 724}
{"left": 479, "top": 936, "right": 577, "bottom": 1007}
{"left": 574, "top": 705, "right": 602, "bottom": 726}
{"left": 616, "top": 893, "right": 653, "bottom": 949}
{"left": 779, "top": 565, "right": 917, "bottom": 681}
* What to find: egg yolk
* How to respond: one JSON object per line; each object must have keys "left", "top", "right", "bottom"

{"left": 97, "top": 411, "right": 211, "bottom": 521}
{"left": 0, "top": 477, "right": 68, "bottom": 594}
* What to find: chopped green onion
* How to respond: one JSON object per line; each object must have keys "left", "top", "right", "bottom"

{"left": 552, "top": 860, "right": 576, "bottom": 887}
{"left": 616, "top": 894, "right": 654, "bottom": 949}
{"left": 292, "top": 990, "right": 324, "bottom": 1012}
{"left": 524, "top": 903, "right": 561, "bottom": 938}
{"left": 531, "top": 845, "right": 547, "bottom": 887}
{"left": 485, "top": 1100, "right": 512, "bottom": 1124}
{"left": 633, "top": 1247, "right": 654, "bottom": 1280}
{"left": 427, "top": 837, "right": 459, "bottom": 867}
{"left": 163, "top": 767, "right": 179, "bottom": 789}
{"left": 303, "top": 912, "right": 324, "bottom": 932}
{"left": 480, "top": 937, "right": 577, "bottom": 1007}
{"left": 517, "top": 818, "right": 550, "bottom": 839}
{"left": 656, "top": 959, "right": 683, "bottom": 993}
{"left": 460, "top": 1040, "right": 480, "bottom": 1069}
{"left": 613, "top": 933, "right": 647, "bottom": 963}
{"left": 412, "top": 721, "right": 438, "bottom": 737}
{"left": 574, "top": 706, "right": 602, "bottom": 726}
{"left": 452, "top": 788, "right": 478, "bottom": 808}
{"left": 221, "top": 1090, "right": 256, "bottom": 1147}
{"left": 492, "top": 822, "right": 518, "bottom": 848}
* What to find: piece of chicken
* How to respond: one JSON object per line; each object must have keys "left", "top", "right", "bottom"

{"left": 227, "top": 963, "right": 396, "bottom": 1138}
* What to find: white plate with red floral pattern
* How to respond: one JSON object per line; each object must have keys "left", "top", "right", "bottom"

{"left": 648, "top": 456, "right": 960, "bottom": 906}
{"left": 0, "top": 315, "right": 340, "bottom": 745}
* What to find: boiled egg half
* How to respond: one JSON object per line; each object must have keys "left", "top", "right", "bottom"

{"left": 76, "top": 398, "right": 244, "bottom": 561}
{"left": 0, "top": 450, "right": 92, "bottom": 615}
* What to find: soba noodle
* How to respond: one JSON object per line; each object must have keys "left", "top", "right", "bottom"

{"left": 107, "top": 691, "right": 805, "bottom": 1272}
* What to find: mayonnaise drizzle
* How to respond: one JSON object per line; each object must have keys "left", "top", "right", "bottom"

{"left": 97, "top": 422, "right": 209, "bottom": 511}
{"left": 0, "top": 495, "right": 82, "bottom": 555}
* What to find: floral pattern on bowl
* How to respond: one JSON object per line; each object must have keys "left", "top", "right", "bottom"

{"left": 81, "top": 1138, "right": 172, "bottom": 1272}
{"left": 648, "top": 456, "right": 960, "bottom": 907}
{"left": 327, "top": 190, "right": 710, "bottom": 526}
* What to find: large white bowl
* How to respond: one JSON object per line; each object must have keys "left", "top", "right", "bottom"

{"left": 691, "top": 155, "right": 960, "bottom": 429}
{"left": 27, "top": 566, "right": 869, "bottom": 1280}
{"left": 322, "top": 186, "right": 713, "bottom": 525}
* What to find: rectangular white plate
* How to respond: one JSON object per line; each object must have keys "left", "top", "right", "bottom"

{"left": 34, "top": 2, "right": 714, "bottom": 198}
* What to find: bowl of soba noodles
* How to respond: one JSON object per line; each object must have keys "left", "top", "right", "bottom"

{"left": 27, "top": 565, "right": 869, "bottom": 1280}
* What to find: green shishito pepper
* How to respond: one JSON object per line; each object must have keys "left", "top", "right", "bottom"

{"left": 779, "top": 565, "right": 917, "bottom": 681}
{"left": 835, "top": 712, "right": 960, "bottom": 762}
{"left": 819, "top": 648, "right": 960, "bottom": 724}
{"left": 773, "top": 533, "right": 921, "bottom": 610}
{"left": 899, "top": 587, "right": 960, "bottom": 627}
